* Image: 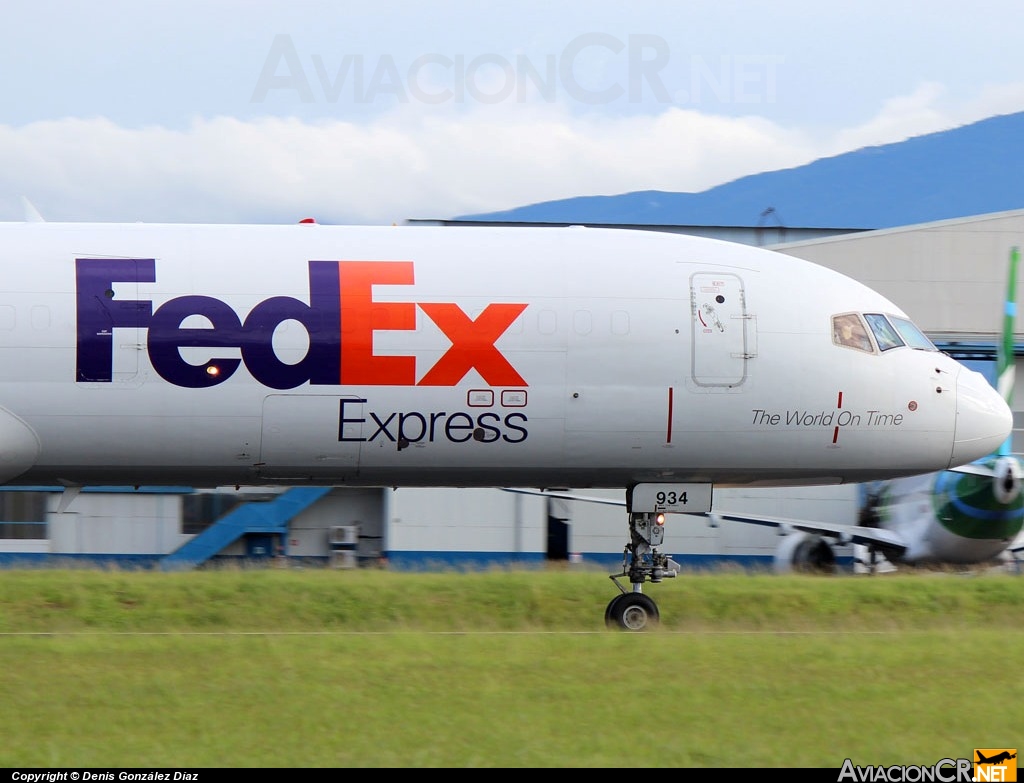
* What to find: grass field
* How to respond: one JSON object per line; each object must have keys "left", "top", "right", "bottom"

{"left": 1, "top": 565, "right": 1022, "bottom": 767}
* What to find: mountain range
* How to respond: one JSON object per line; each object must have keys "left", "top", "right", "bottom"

{"left": 456, "top": 111, "right": 1024, "bottom": 230}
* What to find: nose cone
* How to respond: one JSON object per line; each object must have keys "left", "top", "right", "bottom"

{"left": 950, "top": 368, "right": 1013, "bottom": 467}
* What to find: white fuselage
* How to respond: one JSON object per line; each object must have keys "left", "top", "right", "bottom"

{"left": 0, "top": 221, "right": 1009, "bottom": 489}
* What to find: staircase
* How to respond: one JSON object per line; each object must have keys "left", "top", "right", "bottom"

{"left": 161, "top": 487, "right": 333, "bottom": 570}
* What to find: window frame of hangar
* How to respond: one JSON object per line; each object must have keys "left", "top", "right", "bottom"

{"left": 0, "top": 491, "right": 48, "bottom": 539}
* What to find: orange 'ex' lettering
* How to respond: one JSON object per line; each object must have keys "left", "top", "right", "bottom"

{"left": 338, "top": 261, "right": 527, "bottom": 386}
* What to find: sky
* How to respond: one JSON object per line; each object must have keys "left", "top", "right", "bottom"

{"left": 2, "top": 0, "right": 1024, "bottom": 225}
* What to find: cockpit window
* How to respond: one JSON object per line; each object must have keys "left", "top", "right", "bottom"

{"left": 832, "top": 313, "right": 874, "bottom": 353}
{"left": 864, "top": 313, "right": 905, "bottom": 351}
{"left": 890, "top": 315, "right": 937, "bottom": 350}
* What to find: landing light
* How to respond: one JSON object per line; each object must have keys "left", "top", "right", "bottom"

{"left": 656, "top": 513, "right": 666, "bottom": 526}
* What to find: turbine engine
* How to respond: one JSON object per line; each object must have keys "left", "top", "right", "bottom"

{"left": 773, "top": 532, "right": 837, "bottom": 574}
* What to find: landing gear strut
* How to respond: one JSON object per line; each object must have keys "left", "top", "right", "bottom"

{"left": 861, "top": 547, "right": 880, "bottom": 575}
{"left": 606, "top": 511, "right": 679, "bottom": 631}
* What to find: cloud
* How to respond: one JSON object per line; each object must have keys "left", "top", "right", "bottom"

{"left": 826, "top": 82, "right": 952, "bottom": 152}
{"left": 2, "top": 83, "right": 1023, "bottom": 225}
{"left": 823, "top": 80, "right": 1024, "bottom": 156}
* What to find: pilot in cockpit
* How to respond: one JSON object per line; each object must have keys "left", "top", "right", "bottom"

{"left": 833, "top": 314, "right": 874, "bottom": 352}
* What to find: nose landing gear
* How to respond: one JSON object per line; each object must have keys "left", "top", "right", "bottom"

{"left": 606, "top": 511, "right": 679, "bottom": 631}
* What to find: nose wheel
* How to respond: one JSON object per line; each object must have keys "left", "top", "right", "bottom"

{"left": 605, "top": 592, "right": 660, "bottom": 631}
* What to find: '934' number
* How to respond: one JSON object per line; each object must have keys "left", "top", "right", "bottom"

{"left": 655, "top": 491, "right": 687, "bottom": 506}
{"left": 632, "top": 484, "right": 712, "bottom": 513}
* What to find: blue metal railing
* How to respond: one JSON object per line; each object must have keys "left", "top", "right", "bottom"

{"left": 161, "top": 487, "right": 333, "bottom": 570}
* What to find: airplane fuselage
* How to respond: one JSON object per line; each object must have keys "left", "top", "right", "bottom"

{"left": 0, "top": 221, "right": 1009, "bottom": 489}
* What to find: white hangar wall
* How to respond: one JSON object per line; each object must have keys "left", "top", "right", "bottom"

{"left": 49, "top": 492, "right": 186, "bottom": 556}
{"left": 386, "top": 487, "right": 548, "bottom": 568}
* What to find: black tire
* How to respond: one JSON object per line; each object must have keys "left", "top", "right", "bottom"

{"left": 606, "top": 593, "right": 659, "bottom": 631}
{"left": 605, "top": 593, "right": 626, "bottom": 626}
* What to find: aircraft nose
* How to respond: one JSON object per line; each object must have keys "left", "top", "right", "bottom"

{"left": 950, "top": 367, "right": 1013, "bottom": 467}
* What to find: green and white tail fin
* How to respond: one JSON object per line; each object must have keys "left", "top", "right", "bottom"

{"left": 996, "top": 246, "right": 1019, "bottom": 457}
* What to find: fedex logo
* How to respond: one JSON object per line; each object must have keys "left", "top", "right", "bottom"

{"left": 76, "top": 259, "right": 528, "bottom": 390}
